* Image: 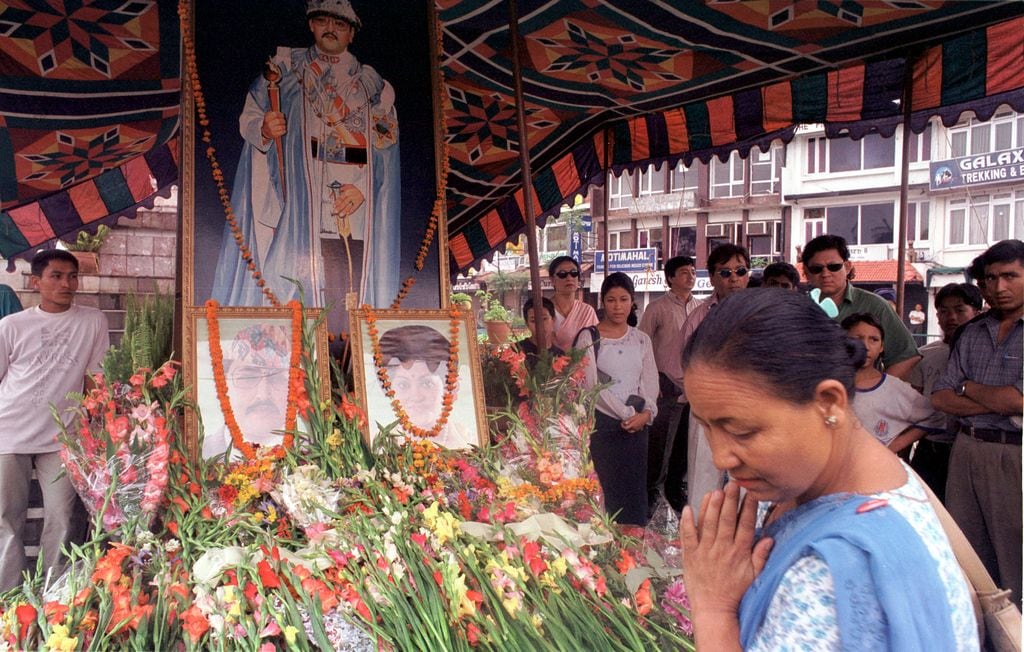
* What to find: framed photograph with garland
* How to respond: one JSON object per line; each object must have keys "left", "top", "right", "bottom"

{"left": 183, "top": 304, "right": 330, "bottom": 460}
{"left": 349, "top": 308, "right": 487, "bottom": 450}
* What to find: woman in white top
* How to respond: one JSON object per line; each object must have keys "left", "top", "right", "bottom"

{"left": 575, "top": 272, "right": 658, "bottom": 526}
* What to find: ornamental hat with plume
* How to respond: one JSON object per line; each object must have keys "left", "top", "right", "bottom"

{"left": 306, "top": 0, "right": 361, "bottom": 29}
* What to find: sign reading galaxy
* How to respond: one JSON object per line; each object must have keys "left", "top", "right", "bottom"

{"left": 930, "top": 146, "right": 1024, "bottom": 191}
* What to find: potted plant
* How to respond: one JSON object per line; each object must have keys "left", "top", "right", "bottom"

{"left": 64, "top": 225, "right": 110, "bottom": 274}
{"left": 476, "top": 288, "right": 512, "bottom": 344}
{"left": 450, "top": 292, "right": 473, "bottom": 312}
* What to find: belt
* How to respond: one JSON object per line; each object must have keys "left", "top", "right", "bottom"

{"left": 960, "top": 424, "right": 1022, "bottom": 446}
{"left": 310, "top": 138, "right": 367, "bottom": 165}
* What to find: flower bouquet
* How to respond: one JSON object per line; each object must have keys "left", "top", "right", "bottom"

{"left": 58, "top": 362, "right": 180, "bottom": 536}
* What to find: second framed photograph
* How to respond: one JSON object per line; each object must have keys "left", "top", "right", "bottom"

{"left": 350, "top": 309, "right": 487, "bottom": 450}
{"left": 184, "top": 305, "right": 330, "bottom": 460}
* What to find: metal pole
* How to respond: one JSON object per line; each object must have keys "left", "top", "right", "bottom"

{"left": 507, "top": 0, "right": 547, "bottom": 351}
{"left": 896, "top": 52, "right": 916, "bottom": 319}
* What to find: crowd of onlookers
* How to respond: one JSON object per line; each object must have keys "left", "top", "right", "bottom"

{"left": 516, "top": 235, "right": 1023, "bottom": 612}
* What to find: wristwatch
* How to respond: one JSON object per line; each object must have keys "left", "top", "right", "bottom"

{"left": 955, "top": 381, "right": 968, "bottom": 396}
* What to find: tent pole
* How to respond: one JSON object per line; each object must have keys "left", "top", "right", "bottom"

{"left": 508, "top": 0, "right": 547, "bottom": 351}
{"left": 896, "top": 52, "right": 917, "bottom": 319}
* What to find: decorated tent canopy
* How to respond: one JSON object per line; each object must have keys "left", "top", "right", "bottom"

{"left": 0, "top": 1, "right": 180, "bottom": 264}
{"left": 0, "top": 1, "right": 1023, "bottom": 277}
{"left": 441, "top": 1, "right": 1024, "bottom": 274}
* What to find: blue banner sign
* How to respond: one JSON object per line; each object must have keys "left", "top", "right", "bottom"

{"left": 594, "top": 248, "right": 658, "bottom": 273}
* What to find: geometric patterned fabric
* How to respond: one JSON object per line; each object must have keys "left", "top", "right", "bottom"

{"left": 0, "top": 0, "right": 180, "bottom": 263}
{"left": 441, "top": 1, "right": 1024, "bottom": 274}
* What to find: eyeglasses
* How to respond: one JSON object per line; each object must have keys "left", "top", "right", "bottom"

{"left": 807, "top": 262, "right": 845, "bottom": 274}
{"left": 228, "top": 366, "right": 288, "bottom": 391}
{"left": 311, "top": 15, "right": 352, "bottom": 29}
{"left": 716, "top": 267, "right": 748, "bottom": 278}
{"left": 554, "top": 270, "right": 580, "bottom": 279}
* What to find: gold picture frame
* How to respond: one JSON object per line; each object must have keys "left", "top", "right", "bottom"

{"left": 349, "top": 309, "right": 487, "bottom": 450}
{"left": 183, "top": 305, "right": 330, "bottom": 459}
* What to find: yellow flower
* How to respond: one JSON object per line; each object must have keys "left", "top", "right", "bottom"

{"left": 325, "top": 429, "right": 342, "bottom": 448}
{"left": 45, "top": 623, "right": 78, "bottom": 652}
{"left": 284, "top": 625, "right": 299, "bottom": 645}
{"left": 251, "top": 512, "right": 265, "bottom": 524}
{"left": 549, "top": 556, "right": 568, "bottom": 577}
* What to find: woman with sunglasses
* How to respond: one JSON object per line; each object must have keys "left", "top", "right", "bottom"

{"left": 800, "top": 235, "right": 920, "bottom": 380}
{"left": 574, "top": 272, "right": 659, "bottom": 526}
{"left": 547, "top": 255, "right": 598, "bottom": 351}
{"left": 679, "top": 289, "right": 976, "bottom": 650}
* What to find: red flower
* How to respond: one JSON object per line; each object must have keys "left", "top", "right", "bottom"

{"left": 15, "top": 604, "right": 36, "bottom": 642}
{"left": 256, "top": 559, "right": 280, "bottom": 589}
{"left": 180, "top": 605, "right": 210, "bottom": 642}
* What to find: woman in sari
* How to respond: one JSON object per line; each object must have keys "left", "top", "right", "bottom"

{"left": 547, "top": 255, "right": 598, "bottom": 351}
{"left": 678, "top": 289, "right": 977, "bottom": 650}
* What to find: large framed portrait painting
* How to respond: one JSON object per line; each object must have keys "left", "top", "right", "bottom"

{"left": 183, "top": 0, "right": 443, "bottom": 339}
{"left": 350, "top": 310, "right": 487, "bottom": 450}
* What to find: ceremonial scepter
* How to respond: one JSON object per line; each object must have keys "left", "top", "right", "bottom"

{"left": 263, "top": 59, "right": 286, "bottom": 201}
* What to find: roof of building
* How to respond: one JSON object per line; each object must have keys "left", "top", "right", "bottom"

{"left": 799, "top": 260, "right": 923, "bottom": 284}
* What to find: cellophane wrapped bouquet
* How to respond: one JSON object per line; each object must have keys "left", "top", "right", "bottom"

{"left": 58, "top": 362, "right": 181, "bottom": 536}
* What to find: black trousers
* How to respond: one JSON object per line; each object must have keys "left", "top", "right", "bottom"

{"left": 591, "top": 411, "right": 649, "bottom": 526}
{"left": 910, "top": 439, "right": 953, "bottom": 503}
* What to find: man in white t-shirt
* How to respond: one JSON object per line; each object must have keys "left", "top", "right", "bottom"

{"left": 0, "top": 250, "right": 109, "bottom": 590}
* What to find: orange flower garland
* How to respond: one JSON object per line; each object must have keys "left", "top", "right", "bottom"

{"left": 204, "top": 299, "right": 304, "bottom": 459}
{"left": 180, "top": 1, "right": 279, "bottom": 307}
{"left": 391, "top": 15, "right": 451, "bottom": 309}
{"left": 365, "top": 305, "right": 461, "bottom": 439}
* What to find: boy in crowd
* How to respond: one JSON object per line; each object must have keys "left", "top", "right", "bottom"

{"left": 0, "top": 250, "right": 109, "bottom": 590}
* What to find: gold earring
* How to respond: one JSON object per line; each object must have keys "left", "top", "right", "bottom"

{"left": 825, "top": 415, "right": 838, "bottom": 427}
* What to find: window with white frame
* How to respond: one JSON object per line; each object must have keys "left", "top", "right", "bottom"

{"left": 637, "top": 227, "right": 664, "bottom": 260}
{"left": 608, "top": 230, "right": 632, "bottom": 250}
{"left": 544, "top": 219, "right": 568, "bottom": 252}
{"left": 948, "top": 191, "right": 1023, "bottom": 246}
{"left": 824, "top": 202, "right": 895, "bottom": 245}
{"left": 806, "top": 133, "right": 895, "bottom": 173}
{"left": 949, "top": 110, "right": 1024, "bottom": 158}
{"left": 750, "top": 146, "right": 782, "bottom": 195}
{"left": 711, "top": 151, "right": 744, "bottom": 198}
{"left": 669, "top": 225, "right": 697, "bottom": 257}
{"left": 608, "top": 170, "right": 635, "bottom": 209}
{"left": 908, "top": 124, "right": 932, "bottom": 164}
{"left": 804, "top": 208, "right": 825, "bottom": 243}
{"left": 638, "top": 163, "right": 667, "bottom": 195}
{"left": 906, "top": 200, "right": 930, "bottom": 243}
{"left": 747, "top": 221, "right": 781, "bottom": 256}
{"left": 671, "top": 161, "right": 698, "bottom": 192}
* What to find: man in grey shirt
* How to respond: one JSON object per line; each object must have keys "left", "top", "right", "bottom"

{"left": 932, "top": 239, "right": 1023, "bottom": 606}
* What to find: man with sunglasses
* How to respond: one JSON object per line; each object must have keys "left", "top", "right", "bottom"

{"left": 662, "top": 244, "right": 751, "bottom": 511}
{"left": 801, "top": 234, "right": 920, "bottom": 379}
{"left": 639, "top": 256, "right": 703, "bottom": 514}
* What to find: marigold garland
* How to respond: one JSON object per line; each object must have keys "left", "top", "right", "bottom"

{"left": 180, "top": 1, "right": 279, "bottom": 307}
{"left": 205, "top": 299, "right": 304, "bottom": 459}
{"left": 365, "top": 304, "right": 461, "bottom": 439}
{"left": 391, "top": 16, "right": 451, "bottom": 309}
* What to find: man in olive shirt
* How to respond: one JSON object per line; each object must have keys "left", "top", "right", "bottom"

{"left": 801, "top": 234, "right": 920, "bottom": 378}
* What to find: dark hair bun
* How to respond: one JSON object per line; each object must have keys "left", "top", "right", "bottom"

{"left": 843, "top": 337, "right": 867, "bottom": 370}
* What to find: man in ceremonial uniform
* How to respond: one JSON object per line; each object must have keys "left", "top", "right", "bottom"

{"left": 213, "top": 0, "right": 400, "bottom": 329}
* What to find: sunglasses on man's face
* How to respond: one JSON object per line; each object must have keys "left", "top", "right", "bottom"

{"left": 807, "top": 262, "right": 845, "bottom": 275}
{"left": 555, "top": 269, "right": 580, "bottom": 279}
{"left": 716, "top": 267, "right": 748, "bottom": 278}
